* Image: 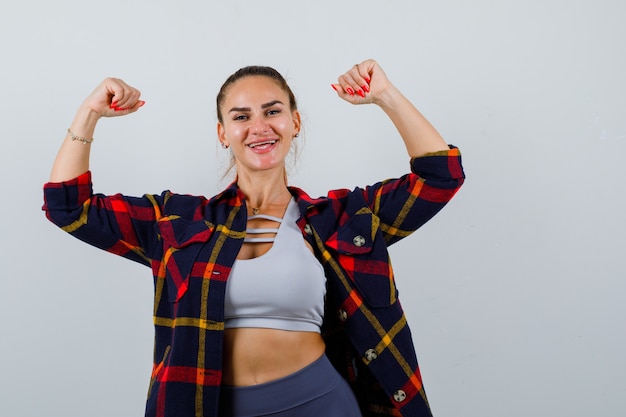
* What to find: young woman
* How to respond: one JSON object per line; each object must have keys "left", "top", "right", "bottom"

{"left": 44, "top": 59, "right": 464, "bottom": 417}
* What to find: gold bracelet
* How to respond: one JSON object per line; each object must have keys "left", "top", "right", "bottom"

{"left": 67, "top": 128, "right": 94, "bottom": 144}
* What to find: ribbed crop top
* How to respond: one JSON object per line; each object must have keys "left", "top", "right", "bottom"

{"left": 224, "top": 198, "right": 326, "bottom": 333}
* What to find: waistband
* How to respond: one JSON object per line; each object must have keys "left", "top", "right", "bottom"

{"left": 219, "top": 354, "right": 341, "bottom": 416}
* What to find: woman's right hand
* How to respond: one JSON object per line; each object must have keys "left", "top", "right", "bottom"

{"left": 80, "top": 77, "right": 145, "bottom": 118}
{"left": 48, "top": 78, "right": 145, "bottom": 182}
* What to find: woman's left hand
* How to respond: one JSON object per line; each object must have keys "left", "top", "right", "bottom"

{"left": 331, "top": 59, "right": 392, "bottom": 106}
{"left": 330, "top": 59, "right": 450, "bottom": 157}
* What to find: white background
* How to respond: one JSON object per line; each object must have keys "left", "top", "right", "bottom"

{"left": 1, "top": 1, "right": 624, "bottom": 416}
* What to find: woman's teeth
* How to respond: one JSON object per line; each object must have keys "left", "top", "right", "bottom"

{"left": 248, "top": 140, "right": 277, "bottom": 148}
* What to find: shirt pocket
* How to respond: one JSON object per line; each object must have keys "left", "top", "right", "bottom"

{"left": 157, "top": 216, "right": 214, "bottom": 303}
{"left": 325, "top": 209, "right": 397, "bottom": 308}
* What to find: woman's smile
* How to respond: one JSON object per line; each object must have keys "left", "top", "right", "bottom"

{"left": 246, "top": 138, "right": 278, "bottom": 152}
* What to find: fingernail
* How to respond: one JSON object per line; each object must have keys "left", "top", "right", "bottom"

{"left": 357, "top": 89, "right": 365, "bottom": 98}
{"left": 110, "top": 101, "right": 118, "bottom": 109}
{"left": 362, "top": 84, "right": 370, "bottom": 93}
{"left": 139, "top": 100, "right": 146, "bottom": 107}
{"left": 364, "top": 77, "right": 371, "bottom": 84}
{"left": 331, "top": 84, "right": 338, "bottom": 91}
{"left": 347, "top": 87, "right": 355, "bottom": 95}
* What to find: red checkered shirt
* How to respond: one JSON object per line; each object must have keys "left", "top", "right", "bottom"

{"left": 43, "top": 147, "right": 464, "bottom": 417}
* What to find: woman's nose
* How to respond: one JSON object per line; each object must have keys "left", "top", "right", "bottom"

{"left": 250, "top": 117, "right": 270, "bottom": 135}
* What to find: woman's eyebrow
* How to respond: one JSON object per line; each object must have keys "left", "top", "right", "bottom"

{"left": 261, "top": 100, "right": 284, "bottom": 109}
{"left": 228, "top": 100, "right": 285, "bottom": 113}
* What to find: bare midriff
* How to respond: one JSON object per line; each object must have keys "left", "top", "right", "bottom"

{"left": 221, "top": 328, "right": 326, "bottom": 386}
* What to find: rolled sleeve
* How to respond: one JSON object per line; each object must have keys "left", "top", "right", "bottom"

{"left": 364, "top": 145, "right": 465, "bottom": 245}
{"left": 410, "top": 145, "right": 465, "bottom": 188}
{"left": 42, "top": 171, "right": 93, "bottom": 214}
{"left": 42, "top": 170, "right": 160, "bottom": 267}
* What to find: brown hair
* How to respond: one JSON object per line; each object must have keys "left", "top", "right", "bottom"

{"left": 216, "top": 66, "right": 298, "bottom": 124}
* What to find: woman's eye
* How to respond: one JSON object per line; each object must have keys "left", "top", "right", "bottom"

{"left": 267, "top": 109, "right": 281, "bottom": 116}
{"left": 233, "top": 114, "right": 247, "bottom": 121}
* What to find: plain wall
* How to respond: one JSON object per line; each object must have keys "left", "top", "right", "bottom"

{"left": 1, "top": 1, "right": 624, "bottom": 416}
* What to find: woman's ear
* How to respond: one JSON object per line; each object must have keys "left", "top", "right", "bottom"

{"left": 217, "top": 122, "right": 229, "bottom": 147}
{"left": 292, "top": 110, "right": 302, "bottom": 136}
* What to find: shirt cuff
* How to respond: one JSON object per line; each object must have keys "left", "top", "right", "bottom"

{"left": 42, "top": 171, "right": 93, "bottom": 211}
{"left": 410, "top": 145, "right": 464, "bottom": 184}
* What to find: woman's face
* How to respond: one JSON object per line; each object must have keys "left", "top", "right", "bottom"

{"left": 217, "top": 76, "right": 301, "bottom": 176}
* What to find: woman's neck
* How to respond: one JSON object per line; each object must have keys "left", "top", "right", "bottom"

{"left": 236, "top": 169, "right": 290, "bottom": 214}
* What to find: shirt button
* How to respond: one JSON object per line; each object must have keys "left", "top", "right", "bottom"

{"left": 364, "top": 349, "right": 378, "bottom": 361}
{"left": 304, "top": 224, "right": 313, "bottom": 235}
{"left": 353, "top": 235, "right": 366, "bottom": 247}
{"left": 338, "top": 309, "right": 348, "bottom": 322}
{"left": 393, "top": 390, "right": 407, "bottom": 403}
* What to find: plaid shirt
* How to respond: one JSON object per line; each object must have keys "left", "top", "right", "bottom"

{"left": 43, "top": 147, "right": 464, "bottom": 417}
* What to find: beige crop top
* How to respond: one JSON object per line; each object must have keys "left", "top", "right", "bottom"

{"left": 224, "top": 198, "right": 326, "bottom": 332}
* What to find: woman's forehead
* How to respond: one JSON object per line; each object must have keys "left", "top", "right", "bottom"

{"left": 223, "top": 76, "right": 288, "bottom": 104}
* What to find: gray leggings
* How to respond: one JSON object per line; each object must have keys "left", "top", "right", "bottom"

{"left": 218, "top": 354, "right": 362, "bottom": 417}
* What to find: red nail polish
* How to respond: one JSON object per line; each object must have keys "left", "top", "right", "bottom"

{"left": 110, "top": 101, "right": 118, "bottom": 109}
{"left": 362, "top": 84, "right": 370, "bottom": 93}
{"left": 357, "top": 89, "right": 365, "bottom": 98}
{"left": 347, "top": 87, "right": 355, "bottom": 95}
{"left": 364, "top": 77, "right": 371, "bottom": 84}
{"left": 331, "top": 84, "right": 338, "bottom": 91}
{"left": 139, "top": 100, "right": 146, "bottom": 107}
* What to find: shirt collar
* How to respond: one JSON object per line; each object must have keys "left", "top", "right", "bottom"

{"left": 288, "top": 186, "right": 328, "bottom": 215}
{"left": 210, "top": 182, "right": 328, "bottom": 215}
{"left": 209, "top": 180, "right": 244, "bottom": 206}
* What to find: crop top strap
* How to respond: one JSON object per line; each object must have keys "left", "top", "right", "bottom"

{"left": 244, "top": 214, "right": 282, "bottom": 243}
{"left": 244, "top": 234, "right": 279, "bottom": 243}
{"left": 248, "top": 214, "right": 283, "bottom": 222}
{"left": 246, "top": 228, "right": 280, "bottom": 234}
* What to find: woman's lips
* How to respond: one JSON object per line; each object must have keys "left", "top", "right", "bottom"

{"left": 247, "top": 139, "right": 278, "bottom": 152}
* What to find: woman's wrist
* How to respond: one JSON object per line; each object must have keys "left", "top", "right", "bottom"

{"left": 69, "top": 105, "right": 102, "bottom": 139}
{"left": 375, "top": 85, "right": 413, "bottom": 120}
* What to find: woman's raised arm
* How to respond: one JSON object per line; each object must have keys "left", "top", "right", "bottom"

{"left": 49, "top": 78, "right": 145, "bottom": 182}
{"left": 331, "top": 59, "right": 449, "bottom": 158}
